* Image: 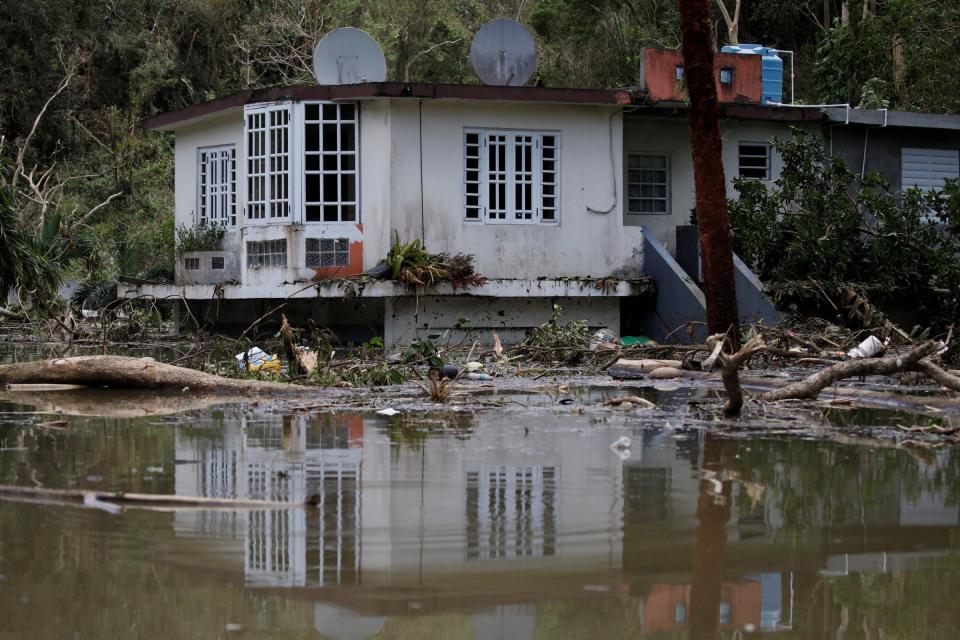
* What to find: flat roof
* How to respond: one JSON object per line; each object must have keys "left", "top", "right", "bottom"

{"left": 143, "top": 81, "right": 960, "bottom": 132}
{"left": 143, "top": 82, "right": 643, "bottom": 131}
{"left": 823, "top": 106, "right": 960, "bottom": 130}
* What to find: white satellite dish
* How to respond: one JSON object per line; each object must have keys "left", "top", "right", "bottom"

{"left": 313, "top": 27, "right": 387, "bottom": 85}
{"left": 470, "top": 19, "right": 538, "bottom": 86}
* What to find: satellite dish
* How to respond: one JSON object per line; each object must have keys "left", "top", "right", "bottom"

{"left": 470, "top": 19, "right": 538, "bottom": 86}
{"left": 313, "top": 27, "right": 387, "bottom": 85}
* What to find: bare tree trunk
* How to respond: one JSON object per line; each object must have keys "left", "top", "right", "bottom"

{"left": 842, "top": 1, "right": 850, "bottom": 26}
{"left": 824, "top": 0, "right": 832, "bottom": 26}
{"left": 680, "top": 0, "right": 742, "bottom": 350}
{"left": 713, "top": 0, "right": 740, "bottom": 45}
{"left": 892, "top": 36, "right": 907, "bottom": 106}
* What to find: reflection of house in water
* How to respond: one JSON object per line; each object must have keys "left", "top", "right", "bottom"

{"left": 176, "top": 411, "right": 627, "bottom": 588}
{"left": 175, "top": 414, "right": 363, "bottom": 588}
{"left": 466, "top": 465, "right": 557, "bottom": 560}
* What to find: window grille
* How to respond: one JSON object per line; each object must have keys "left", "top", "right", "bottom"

{"left": 246, "top": 239, "right": 287, "bottom": 268}
{"left": 198, "top": 145, "right": 236, "bottom": 226}
{"left": 184, "top": 256, "right": 200, "bottom": 271}
{"left": 738, "top": 143, "right": 771, "bottom": 180}
{"left": 210, "top": 256, "right": 225, "bottom": 270}
{"left": 627, "top": 154, "right": 670, "bottom": 214}
{"left": 303, "top": 102, "right": 357, "bottom": 222}
{"left": 305, "top": 238, "right": 349, "bottom": 268}
{"left": 463, "top": 129, "right": 561, "bottom": 224}
{"left": 245, "top": 106, "right": 291, "bottom": 221}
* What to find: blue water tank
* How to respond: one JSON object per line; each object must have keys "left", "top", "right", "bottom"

{"left": 720, "top": 44, "right": 783, "bottom": 105}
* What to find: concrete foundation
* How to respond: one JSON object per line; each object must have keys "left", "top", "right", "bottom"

{"left": 384, "top": 296, "right": 622, "bottom": 347}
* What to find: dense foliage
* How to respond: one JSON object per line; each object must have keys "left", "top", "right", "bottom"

{"left": 730, "top": 129, "right": 960, "bottom": 335}
{"left": 1, "top": 1, "right": 959, "bottom": 310}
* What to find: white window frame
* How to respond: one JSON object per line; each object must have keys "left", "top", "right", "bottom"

{"left": 300, "top": 101, "right": 360, "bottom": 224}
{"left": 197, "top": 144, "right": 237, "bottom": 226}
{"left": 738, "top": 141, "right": 771, "bottom": 180}
{"left": 463, "top": 128, "right": 561, "bottom": 225}
{"left": 626, "top": 153, "right": 671, "bottom": 215}
{"left": 243, "top": 102, "right": 293, "bottom": 224}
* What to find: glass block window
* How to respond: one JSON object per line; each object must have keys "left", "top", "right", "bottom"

{"left": 198, "top": 145, "right": 236, "bottom": 226}
{"left": 246, "top": 239, "right": 287, "bottom": 268}
{"left": 627, "top": 154, "right": 670, "bottom": 214}
{"left": 184, "top": 257, "right": 200, "bottom": 271}
{"left": 303, "top": 102, "right": 357, "bottom": 223}
{"left": 245, "top": 105, "right": 291, "bottom": 221}
{"left": 305, "top": 238, "right": 349, "bottom": 268}
{"left": 464, "top": 129, "right": 560, "bottom": 224}
{"left": 738, "top": 142, "right": 771, "bottom": 180}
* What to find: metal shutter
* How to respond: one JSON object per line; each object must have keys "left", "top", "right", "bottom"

{"left": 901, "top": 147, "right": 959, "bottom": 192}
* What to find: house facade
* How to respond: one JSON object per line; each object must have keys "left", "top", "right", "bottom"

{"left": 121, "top": 46, "right": 960, "bottom": 344}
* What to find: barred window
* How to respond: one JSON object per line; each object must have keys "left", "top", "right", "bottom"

{"left": 210, "top": 256, "right": 225, "bottom": 270}
{"left": 738, "top": 143, "right": 771, "bottom": 180}
{"left": 198, "top": 145, "right": 236, "bottom": 226}
{"left": 305, "top": 238, "right": 349, "bottom": 268}
{"left": 464, "top": 129, "right": 561, "bottom": 224}
{"left": 245, "top": 105, "right": 291, "bottom": 221}
{"left": 246, "top": 239, "right": 287, "bottom": 268}
{"left": 184, "top": 257, "right": 200, "bottom": 271}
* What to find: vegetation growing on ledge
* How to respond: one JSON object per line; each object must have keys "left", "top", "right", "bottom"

{"left": 174, "top": 224, "right": 226, "bottom": 256}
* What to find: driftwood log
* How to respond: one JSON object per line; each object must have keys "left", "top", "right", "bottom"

{"left": 0, "top": 484, "right": 317, "bottom": 510}
{"left": 0, "top": 355, "right": 309, "bottom": 393}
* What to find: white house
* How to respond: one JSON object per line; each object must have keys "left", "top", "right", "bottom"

{"left": 123, "top": 77, "right": 822, "bottom": 342}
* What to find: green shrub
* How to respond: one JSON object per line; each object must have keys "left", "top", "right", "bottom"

{"left": 175, "top": 223, "right": 225, "bottom": 256}
{"left": 729, "top": 128, "right": 960, "bottom": 334}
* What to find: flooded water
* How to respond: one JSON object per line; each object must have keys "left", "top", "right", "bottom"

{"left": 1, "top": 386, "right": 959, "bottom": 639}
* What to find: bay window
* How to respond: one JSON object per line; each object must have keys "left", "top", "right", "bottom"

{"left": 242, "top": 101, "right": 358, "bottom": 225}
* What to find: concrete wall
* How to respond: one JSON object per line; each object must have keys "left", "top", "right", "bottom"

{"left": 640, "top": 48, "right": 762, "bottom": 104}
{"left": 623, "top": 116, "right": 814, "bottom": 253}
{"left": 830, "top": 124, "right": 960, "bottom": 188}
{"left": 384, "top": 296, "right": 621, "bottom": 346}
{"left": 385, "top": 100, "right": 646, "bottom": 279}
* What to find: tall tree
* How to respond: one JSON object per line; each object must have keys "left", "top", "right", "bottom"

{"left": 679, "top": 0, "right": 741, "bottom": 348}
{"left": 713, "top": 0, "right": 740, "bottom": 45}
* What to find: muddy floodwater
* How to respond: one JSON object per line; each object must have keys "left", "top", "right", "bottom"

{"left": 0, "top": 385, "right": 958, "bottom": 640}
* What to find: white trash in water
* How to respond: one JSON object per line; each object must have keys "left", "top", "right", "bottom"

{"left": 376, "top": 408, "right": 400, "bottom": 416}
{"left": 847, "top": 335, "right": 886, "bottom": 358}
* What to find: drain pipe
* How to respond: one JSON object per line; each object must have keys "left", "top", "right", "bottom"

{"left": 860, "top": 108, "right": 889, "bottom": 179}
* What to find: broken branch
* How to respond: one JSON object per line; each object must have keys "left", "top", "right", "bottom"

{"left": 762, "top": 341, "right": 941, "bottom": 401}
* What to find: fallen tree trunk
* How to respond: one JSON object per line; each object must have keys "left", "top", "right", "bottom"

{"left": 761, "top": 341, "right": 941, "bottom": 401}
{"left": 0, "top": 355, "right": 310, "bottom": 393}
{"left": 0, "top": 307, "right": 27, "bottom": 321}
{"left": 0, "top": 484, "right": 316, "bottom": 509}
